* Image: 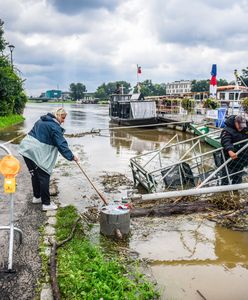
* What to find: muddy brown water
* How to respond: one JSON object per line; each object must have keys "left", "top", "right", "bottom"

{"left": 1, "top": 103, "right": 248, "bottom": 299}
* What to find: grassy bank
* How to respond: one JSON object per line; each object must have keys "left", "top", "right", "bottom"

{"left": 0, "top": 114, "right": 25, "bottom": 129}
{"left": 55, "top": 206, "right": 159, "bottom": 300}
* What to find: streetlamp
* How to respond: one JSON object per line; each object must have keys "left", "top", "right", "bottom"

{"left": 8, "top": 44, "right": 15, "bottom": 69}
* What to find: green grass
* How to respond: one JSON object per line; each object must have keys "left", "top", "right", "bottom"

{"left": 56, "top": 206, "right": 160, "bottom": 300}
{"left": 0, "top": 114, "right": 25, "bottom": 129}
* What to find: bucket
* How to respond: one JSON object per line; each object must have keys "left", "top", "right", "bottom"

{"left": 100, "top": 204, "right": 130, "bottom": 237}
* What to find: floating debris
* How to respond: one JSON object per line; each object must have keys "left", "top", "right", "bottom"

{"left": 100, "top": 172, "right": 133, "bottom": 193}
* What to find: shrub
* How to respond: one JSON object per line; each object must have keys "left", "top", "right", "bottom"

{"left": 241, "top": 97, "right": 248, "bottom": 113}
{"left": 203, "top": 98, "right": 220, "bottom": 110}
{"left": 181, "top": 98, "right": 195, "bottom": 113}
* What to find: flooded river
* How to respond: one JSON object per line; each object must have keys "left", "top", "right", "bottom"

{"left": 1, "top": 103, "right": 248, "bottom": 299}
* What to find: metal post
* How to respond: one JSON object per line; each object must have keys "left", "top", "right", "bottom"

{"left": 8, "top": 194, "right": 14, "bottom": 271}
{"left": 132, "top": 182, "right": 248, "bottom": 202}
{"left": 0, "top": 144, "right": 23, "bottom": 272}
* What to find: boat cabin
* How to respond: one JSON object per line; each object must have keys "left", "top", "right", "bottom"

{"left": 109, "top": 93, "right": 157, "bottom": 125}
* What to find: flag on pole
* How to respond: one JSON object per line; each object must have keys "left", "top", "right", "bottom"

{"left": 209, "top": 64, "right": 217, "bottom": 98}
{"left": 137, "top": 65, "right": 142, "bottom": 74}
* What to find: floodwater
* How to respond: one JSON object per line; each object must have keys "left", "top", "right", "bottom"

{"left": 1, "top": 103, "right": 248, "bottom": 299}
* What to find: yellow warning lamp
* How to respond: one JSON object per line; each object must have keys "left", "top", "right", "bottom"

{"left": 0, "top": 155, "right": 20, "bottom": 193}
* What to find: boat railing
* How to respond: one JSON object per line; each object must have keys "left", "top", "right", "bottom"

{"left": 130, "top": 132, "right": 248, "bottom": 193}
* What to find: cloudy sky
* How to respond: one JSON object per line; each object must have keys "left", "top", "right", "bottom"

{"left": 1, "top": 0, "right": 248, "bottom": 96}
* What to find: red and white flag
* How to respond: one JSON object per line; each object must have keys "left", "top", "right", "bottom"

{"left": 209, "top": 64, "right": 217, "bottom": 98}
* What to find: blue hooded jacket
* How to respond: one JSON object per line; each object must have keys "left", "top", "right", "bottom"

{"left": 19, "top": 113, "right": 74, "bottom": 174}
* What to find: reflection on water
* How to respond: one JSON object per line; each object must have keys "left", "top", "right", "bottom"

{"left": 130, "top": 216, "right": 248, "bottom": 300}
{"left": 1, "top": 103, "right": 248, "bottom": 299}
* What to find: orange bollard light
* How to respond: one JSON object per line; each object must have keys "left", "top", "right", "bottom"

{"left": 0, "top": 155, "right": 20, "bottom": 193}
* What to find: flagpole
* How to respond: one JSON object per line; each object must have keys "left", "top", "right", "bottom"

{"left": 137, "top": 64, "right": 139, "bottom": 84}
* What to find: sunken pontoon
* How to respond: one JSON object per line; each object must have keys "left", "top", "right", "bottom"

{"left": 130, "top": 132, "right": 248, "bottom": 199}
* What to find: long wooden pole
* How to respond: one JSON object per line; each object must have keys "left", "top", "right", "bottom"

{"left": 75, "top": 161, "right": 108, "bottom": 205}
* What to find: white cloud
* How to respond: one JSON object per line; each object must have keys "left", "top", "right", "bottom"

{"left": 1, "top": 0, "right": 247, "bottom": 96}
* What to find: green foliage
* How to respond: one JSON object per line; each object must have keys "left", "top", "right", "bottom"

{"left": 0, "top": 56, "right": 27, "bottom": 116}
{"left": 56, "top": 206, "right": 159, "bottom": 300}
{"left": 0, "top": 114, "right": 24, "bottom": 129}
{"left": 241, "top": 97, "right": 248, "bottom": 113}
{"left": 133, "top": 79, "right": 166, "bottom": 96}
{"left": 0, "top": 21, "right": 27, "bottom": 116}
{"left": 0, "top": 19, "right": 6, "bottom": 52}
{"left": 217, "top": 78, "right": 229, "bottom": 86}
{"left": 241, "top": 67, "right": 248, "bottom": 86}
{"left": 181, "top": 98, "right": 195, "bottom": 113}
{"left": 69, "top": 82, "right": 87, "bottom": 100}
{"left": 95, "top": 81, "right": 131, "bottom": 99}
{"left": 203, "top": 98, "right": 220, "bottom": 109}
{"left": 191, "top": 79, "right": 210, "bottom": 92}
{"left": 191, "top": 78, "right": 229, "bottom": 93}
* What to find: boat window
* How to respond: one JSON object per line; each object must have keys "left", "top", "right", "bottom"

{"left": 220, "top": 92, "right": 225, "bottom": 100}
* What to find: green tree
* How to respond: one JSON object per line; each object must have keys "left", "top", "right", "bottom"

{"left": 191, "top": 80, "right": 210, "bottom": 92}
{"left": 241, "top": 67, "right": 248, "bottom": 86}
{"left": 0, "top": 19, "right": 6, "bottom": 52}
{"left": 95, "top": 84, "right": 108, "bottom": 99}
{"left": 69, "top": 82, "right": 87, "bottom": 100}
{"left": 217, "top": 78, "right": 229, "bottom": 86}
{"left": 95, "top": 81, "right": 131, "bottom": 99}
{"left": 0, "top": 57, "right": 27, "bottom": 115}
{"left": 133, "top": 80, "right": 166, "bottom": 96}
{"left": 0, "top": 20, "right": 27, "bottom": 116}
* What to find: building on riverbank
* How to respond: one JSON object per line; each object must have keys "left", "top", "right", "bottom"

{"left": 166, "top": 80, "right": 192, "bottom": 96}
{"left": 45, "top": 89, "right": 62, "bottom": 99}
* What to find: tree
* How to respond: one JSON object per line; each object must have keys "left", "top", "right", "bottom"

{"left": 95, "top": 84, "right": 108, "bottom": 99}
{"left": 95, "top": 81, "right": 131, "bottom": 100}
{"left": 0, "top": 20, "right": 27, "bottom": 116}
{"left": 0, "top": 19, "right": 6, "bottom": 52}
{"left": 191, "top": 80, "right": 210, "bottom": 92}
{"left": 69, "top": 83, "right": 87, "bottom": 100}
{"left": 241, "top": 67, "right": 248, "bottom": 86}
{"left": 0, "top": 57, "right": 27, "bottom": 115}
{"left": 133, "top": 80, "right": 166, "bottom": 96}
{"left": 217, "top": 78, "right": 229, "bottom": 86}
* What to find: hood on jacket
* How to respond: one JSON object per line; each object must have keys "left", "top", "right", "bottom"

{"left": 224, "top": 115, "right": 236, "bottom": 129}
{"left": 40, "top": 113, "right": 56, "bottom": 122}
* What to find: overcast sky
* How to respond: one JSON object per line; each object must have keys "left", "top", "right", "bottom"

{"left": 1, "top": 0, "right": 248, "bottom": 96}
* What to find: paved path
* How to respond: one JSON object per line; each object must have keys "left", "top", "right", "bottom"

{"left": 0, "top": 150, "right": 45, "bottom": 300}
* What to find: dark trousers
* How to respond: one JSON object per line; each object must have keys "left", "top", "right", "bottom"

{"left": 23, "top": 156, "right": 50, "bottom": 205}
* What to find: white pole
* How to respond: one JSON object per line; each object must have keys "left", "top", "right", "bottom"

{"left": 132, "top": 182, "right": 248, "bottom": 202}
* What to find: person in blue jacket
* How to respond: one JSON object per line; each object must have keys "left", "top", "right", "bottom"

{"left": 19, "top": 107, "right": 78, "bottom": 211}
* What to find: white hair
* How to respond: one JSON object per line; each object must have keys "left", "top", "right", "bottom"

{"left": 52, "top": 107, "right": 67, "bottom": 118}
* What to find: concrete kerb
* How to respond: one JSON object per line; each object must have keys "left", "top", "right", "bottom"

{"left": 40, "top": 207, "right": 58, "bottom": 300}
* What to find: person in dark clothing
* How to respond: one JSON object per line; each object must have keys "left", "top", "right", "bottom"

{"left": 19, "top": 108, "right": 79, "bottom": 211}
{"left": 220, "top": 115, "right": 248, "bottom": 185}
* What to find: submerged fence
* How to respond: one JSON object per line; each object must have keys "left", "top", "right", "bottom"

{"left": 130, "top": 132, "right": 248, "bottom": 194}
